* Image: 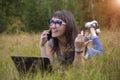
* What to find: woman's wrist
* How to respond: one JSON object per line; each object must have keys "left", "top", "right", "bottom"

{"left": 39, "top": 41, "right": 45, "bottom": 47}
{"left": 75, "top": 47, "right": 85, "bottom": 51}
{"left": 75, "top": 47, "right": 85, "bottom": 54}
{"left": 40, "top": 44, "right": 44, "bottom": 47}
{"left": 40, "top": 45, "right": 45, "bottom": 49}
{"left": 40, "top": 45, "right": 47, "bottom": 57}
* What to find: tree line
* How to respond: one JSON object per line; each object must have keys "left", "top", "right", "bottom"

{"left": 0, "top": 0, "right": 120, "bottom": 33}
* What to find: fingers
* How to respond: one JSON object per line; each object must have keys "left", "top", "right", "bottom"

{"left": 41, "top": 30, "right": 50, "bottom": 36}
{"left": 42, "top": 34, "right": 48, "bottom": 38}
{"left": 80, "top": 30, "right": 84, "bottom": 35}
{"left": 40, "top": 30, "right": 50, "bottom": 46}
{"left": 75, "top": 31, "right": 92, "bottom": 46}
{"left": 75, "top": 34, "right": 85, "bottom": 49}
{"left": 84, "top": 40, "right": 92, "bottom": 46}
{"left": 41, "top": 30, "right": 48, "bottom": 39}
{"left": 77, "top": 33, "right": 85, "bottom": 42}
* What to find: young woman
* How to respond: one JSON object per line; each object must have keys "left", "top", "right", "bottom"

{"left": 39, "top": 10, "right": 104, "bottom": 67}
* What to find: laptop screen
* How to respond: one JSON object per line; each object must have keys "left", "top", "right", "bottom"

{"left": 11, "top": 56, "right": 52, "bottom": 74}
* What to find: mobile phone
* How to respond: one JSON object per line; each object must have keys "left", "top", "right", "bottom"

{"left": 47, "top": 30, "right": 52, "bottom": 40}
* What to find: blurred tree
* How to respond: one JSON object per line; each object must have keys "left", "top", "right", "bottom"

{"left": 0, "top": 0, "right": 120, "bottom": 33}
{"left": 0, "top": 0, "right": 25, "bottom": 33}
{"left": 23, "top": 0, "right": 52, "bottom": 33}
{"left": 0, "top": 11, "right": 7, "bottom": 33}
{"left": 0, "top": 0, "right": 6, "bottom": 33}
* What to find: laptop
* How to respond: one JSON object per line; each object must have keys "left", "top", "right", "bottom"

{"left": 11, "top": 56, "right": 52, "bottom": 74}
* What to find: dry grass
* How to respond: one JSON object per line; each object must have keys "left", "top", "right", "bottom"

{"left": 0, "top": 28, "right": 120, "bottom": 80}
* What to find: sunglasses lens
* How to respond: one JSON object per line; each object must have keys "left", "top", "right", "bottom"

{"left": 56, "top": 20, "right": 62, "bottom": 25}
{"left": 49, "top": 19, "right": 64, "bottom": 28}
{"left": 55, "top": 20, "right": 62, "bottom": 27}
{"left": 49, "top": 19, "right": 54, "bottom": 25}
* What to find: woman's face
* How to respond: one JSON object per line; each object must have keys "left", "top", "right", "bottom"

{"left": 49, "top": 17, "right": 66, "bottom": 38}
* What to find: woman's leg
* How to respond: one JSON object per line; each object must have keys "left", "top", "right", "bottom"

{"left": 90, "top": 27, "right": 104, "bottom": 52}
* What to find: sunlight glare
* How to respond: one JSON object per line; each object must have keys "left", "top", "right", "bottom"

{"left": 116, "top": 0, "right": 120, "bottom": 5}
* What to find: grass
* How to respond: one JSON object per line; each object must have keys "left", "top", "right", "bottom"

{"left": 0, "top": 28, "right": 120, "bottom": 80}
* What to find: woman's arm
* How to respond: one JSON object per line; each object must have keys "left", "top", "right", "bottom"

{"left": 73, "top": 33, "right": 91, "bottom": 67}
{"left": 73, "top": 48, "right": 85, "bottom": 67}
{"left": 39, "top": 30, "right": 54, "bottom": 65}
{"left": 73, "top": 34, "right": 86, "bottom": 67}
{"left": 40, "top": 41, "right": 54, "bottom": 65}
{"left": 45, "top": 42, "right": 54, "bottom": 65}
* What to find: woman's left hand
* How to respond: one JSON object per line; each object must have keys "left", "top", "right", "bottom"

{"left": 74, "top": 31, "right": 92, "bottom": 50}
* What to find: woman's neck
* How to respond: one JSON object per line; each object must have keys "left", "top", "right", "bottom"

{"left": 57, "top": 36, "right": 66, "bottom": 47}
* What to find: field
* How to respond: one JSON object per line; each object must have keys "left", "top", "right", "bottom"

{"left": 0, "top": 28, "right": 120, "bottom": 80}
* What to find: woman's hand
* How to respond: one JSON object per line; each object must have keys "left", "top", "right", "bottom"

{"left": 74, "top": 31, "right": 92, "bottom": 50}
{"left": 73, "top": 31, "right": 92, "bottom": 67}
{"left": 74, "top": 34, "right": 86, "bottom": 50}
{"left": 39, "top": 30, "right": 50, "bottom": 47}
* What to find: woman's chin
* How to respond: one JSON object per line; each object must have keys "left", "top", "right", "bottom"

{"left": 52, "top": 34, "right": 59, "bottom": 38}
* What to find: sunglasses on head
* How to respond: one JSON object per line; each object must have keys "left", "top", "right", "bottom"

{"left": 48, "top": 19, "right": 66, "bottom": 28}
